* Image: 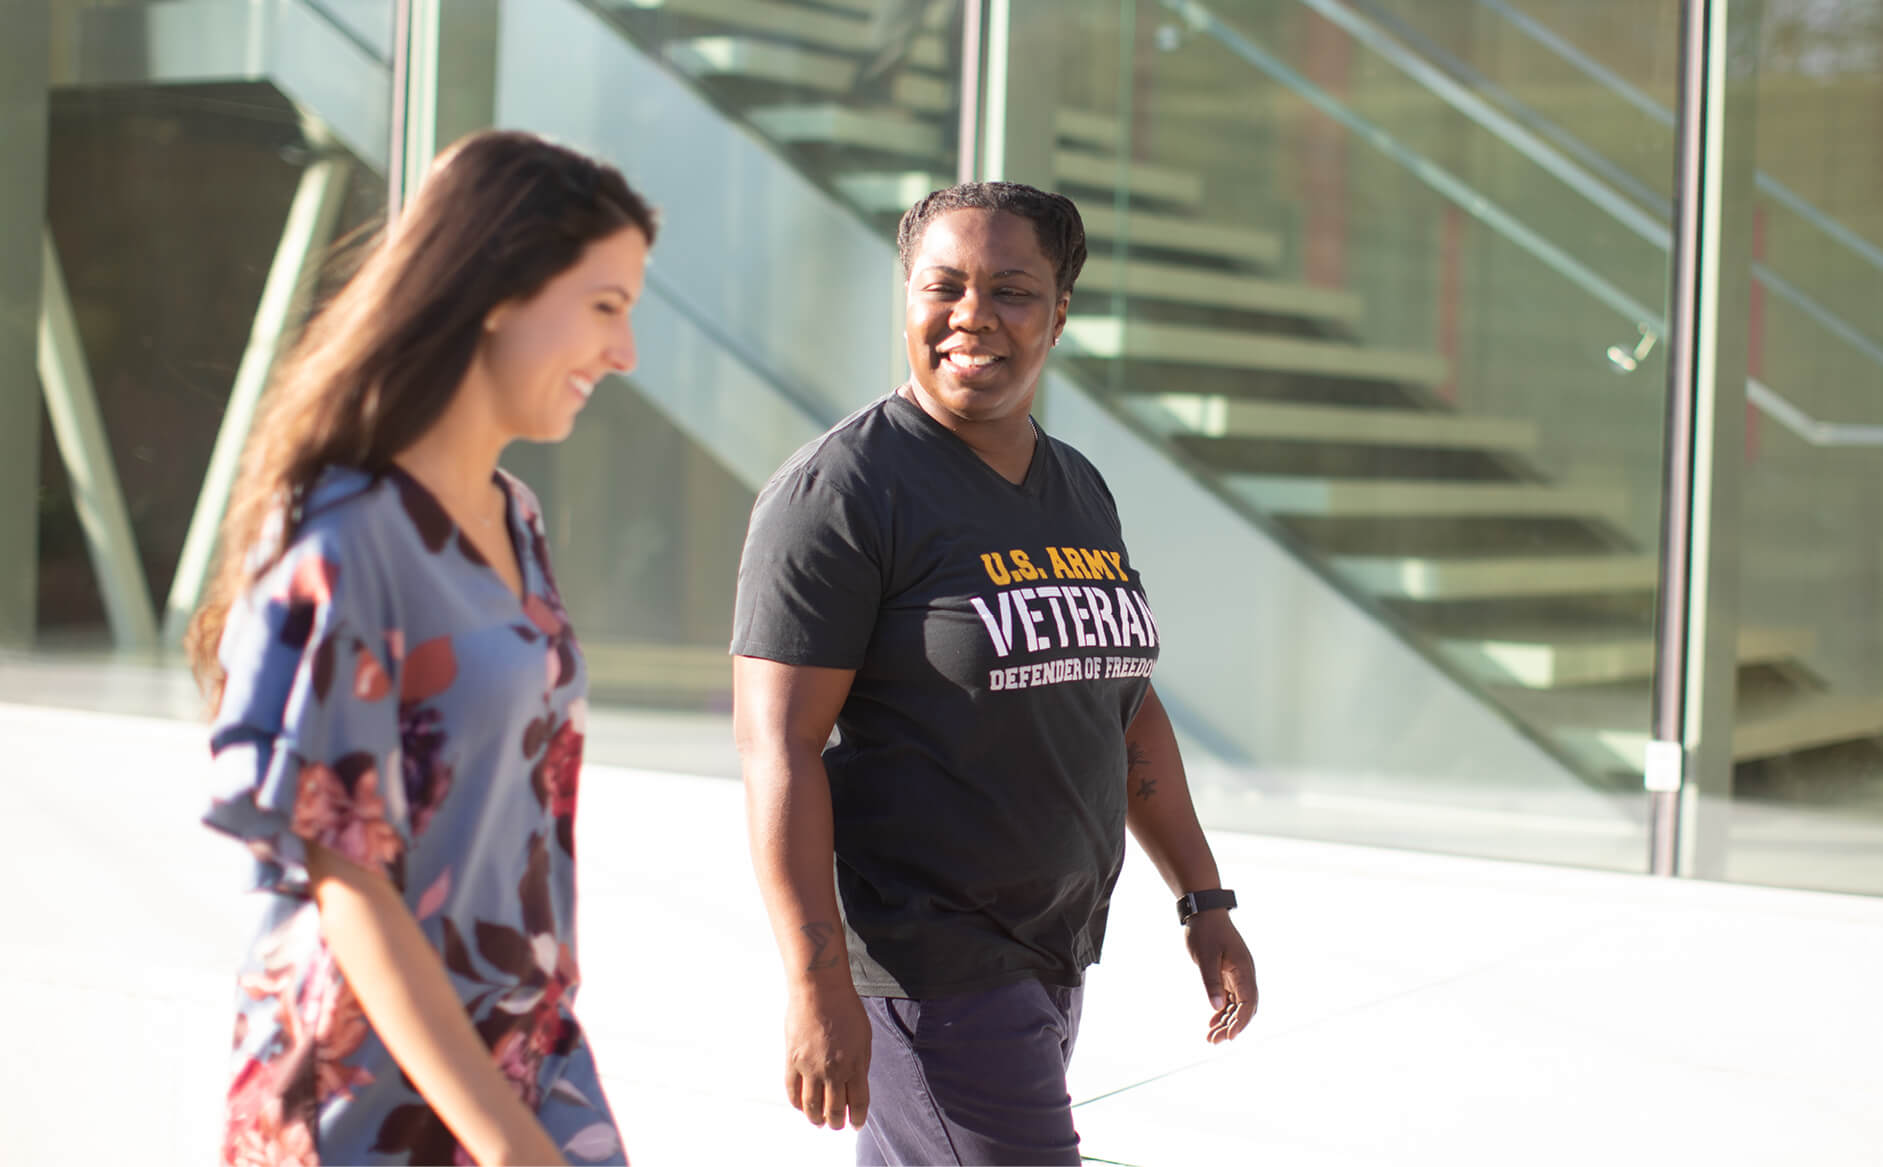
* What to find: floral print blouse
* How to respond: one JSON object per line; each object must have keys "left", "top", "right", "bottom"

{"left": 204, "top": 465, "right": 625, "bottom": 1166}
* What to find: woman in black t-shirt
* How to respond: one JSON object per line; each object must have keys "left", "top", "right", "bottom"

{"left": 731, "top": 182, "right": 1257, "bottom": 1167}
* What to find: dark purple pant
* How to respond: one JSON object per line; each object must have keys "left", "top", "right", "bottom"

{"left": 857, "top": 979, "right": 1084, "bottom": 1166}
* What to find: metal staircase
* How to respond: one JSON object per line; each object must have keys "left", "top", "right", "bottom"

{"left": 47, "top": 0, "right": 1883, "bottom": 802}
{"left": 598, "top": 0, "right": 1883, "bottom": 790}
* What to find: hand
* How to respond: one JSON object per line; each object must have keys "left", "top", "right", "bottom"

{"left": 1184, "top": 910, "right": 1257, "bottom": 1044}
{"left": 783, "top": 980, "right": 873, "bottom": 1130}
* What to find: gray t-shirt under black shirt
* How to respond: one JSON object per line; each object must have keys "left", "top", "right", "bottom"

{"left": 730, "top": 392, "right": 1160, "bottom": 997}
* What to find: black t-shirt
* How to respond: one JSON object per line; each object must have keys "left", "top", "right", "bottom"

{"left": 730, "top": 392, "right": 1160, "bottom": 997}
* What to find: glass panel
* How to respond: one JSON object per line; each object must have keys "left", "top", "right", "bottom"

{"left": 3, "top": 0, "right": 393, "bottom": 706}
{"left": 5, "top": 0, "right": 965, "bottom": 720}
{"left": 602, "top": 0, "right": 963, "bottom": 220}
{"left": 441, "top": 0, "right": 967, "bottom": 711}
{"left": 1019, "top": 0, "right": 1695, "bottom": 870}
{"left": 1718, "top": 0, "right": 1883, "bottom": 895}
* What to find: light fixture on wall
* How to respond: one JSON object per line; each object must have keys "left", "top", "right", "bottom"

{"left": 1606, "top": 325, "right": 1659, "bottom": 373}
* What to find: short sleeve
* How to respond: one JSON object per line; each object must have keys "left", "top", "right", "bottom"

{"left": 729, "top": 467, "right": 885, "bottom": 670}
{"left": 204, "top": 531, "right": 410, "bottom": 896}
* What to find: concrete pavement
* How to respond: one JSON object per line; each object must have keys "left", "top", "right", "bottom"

{"left": 5, "top": 700, "right": 1881, "bottom": 1166}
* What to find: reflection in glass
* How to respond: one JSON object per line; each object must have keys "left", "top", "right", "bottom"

{"left": 11, "top": 0, "right": 1881, "bottom": 895}
{"left": 33, "top": 0, "right": 395, "bottom": 648}
{"left": 480, "top": 0, "right": 970, "bottom": 709}
{"left": 1017, "top": 0, "right": 1712, "bottom": 869}
{"left": 1722, "top": 0, "right": 1883, "bottom": 895}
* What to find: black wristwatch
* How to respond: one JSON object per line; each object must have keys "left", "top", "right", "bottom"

{"left": 1176, "top": 888, "right": 1237, "bottom": 925}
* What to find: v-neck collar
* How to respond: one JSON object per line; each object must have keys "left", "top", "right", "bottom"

{"left": 886, "top": 390, "right": 1049, "bottom": 496}
{"left": 383, "top": 462, "right": 534, "bottom": 606}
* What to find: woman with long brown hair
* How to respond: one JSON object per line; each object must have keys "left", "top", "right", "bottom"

{"left": 191, "top": 130, "right": 654, "bottom": 1166}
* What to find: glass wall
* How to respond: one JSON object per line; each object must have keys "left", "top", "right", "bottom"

{"left": 4, "top": 0, "right": 960, "bottom": 717}
{"left": 1006, "top": 0, "right": 1692, "bottom": 871}
{"left": 3, "top": 0, "right": 1878, "bottom": 894}
{"left": 5, "top": 0, "right": 396, "bottom": 716}
{"left": 1714, "top": 0, "right": 1883, "bottom": 894}
{"left": 440, "top": 0, "right": 967, "bottom": 710}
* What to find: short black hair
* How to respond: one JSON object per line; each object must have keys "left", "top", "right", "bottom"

{"left": 896, "top": 181, "right": 1087, "bottom": 296}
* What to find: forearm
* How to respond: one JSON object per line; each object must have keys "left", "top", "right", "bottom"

{"left": 306, "top": 842, "right": 562, "bottom": 1167}
{"left": 1122, "top": 687, "right": 1223, "bottom": 896}
{"left": 741, "top": 743, "right": 855, "bottom": 991}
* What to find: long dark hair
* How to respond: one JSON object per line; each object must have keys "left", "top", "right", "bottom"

{"left": 187, "top": 130, "right": 657, "bottom": 701}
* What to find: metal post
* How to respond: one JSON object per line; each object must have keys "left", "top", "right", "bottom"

{"left": 957, "top": 0, "right": 985, "bottom": 184}
{"left": 975, "top": 0, "right": 1058, "bottom": 187}
{"left": 1650, "top": 0, "right": 1761, "bottom": 877}
{"left": 36, "top": 230, "right": 159, "bottom": 652}
{"left": 1647, "top": 0, "right": 1708, "bottom": 876}
{"left": 0, "top": 0, "right": 52, "bottom": 648}
{"left": 161, "top": 154, "right": 352, "bottom": 643}
{"left": 388, "top": 0, "right": 412, "bottom": 216}
{"left": 400, "top": 0, "right": 443, "bottom": 207}
{"left": 433, "top": 0, "right": 500, "bottom": 147}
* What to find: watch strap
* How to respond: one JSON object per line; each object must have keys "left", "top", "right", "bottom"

{"left": 1176, "top": 888, "right": 1237, "bottom": 925}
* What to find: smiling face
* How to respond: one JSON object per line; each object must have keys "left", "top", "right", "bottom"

{"left": 475, "top": 224, "right": 650, "bottom": 444}
{"left": 904, "top": 208, "right": 1068, "bottom": 431}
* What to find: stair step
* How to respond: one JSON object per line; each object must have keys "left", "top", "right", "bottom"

{"left": 1056, "top": 108, "right": 1122, "bottom": 149}
{"left": 1335, "top": 554, "right": 1659, "bottom": 600}
{"left": 1444, "top": 625, "right": 1815, "bottom": 688}
{"left": 1080, "top": 206, "right": 1283, "bottom": 268}
{"left": 829, "top": 0, "right": 955, "bottom": 29}
{"left": 1226, "top": 476, "right": 1627, "bottom": 520}
{"left": 1553, "top": 695, "right": 1883, "bottom": 771}
{"left": 790, "top": 0, "right": 877, "bottom": 17}
{"left": 668, "top": 36, "right": 953, "bottom": 111}
{"left": 1734, "top": 695, "right": 1883, "bottom": 760}
{"left": 1055, "top": 149, "right": 1203, "bottom": 209}
{"left": 1146, "top": 396, "right": 1538, "bottom": 451}
{"left": 1063, "top": 318, "right": 1450, "bottom": 386}
{"left": 669, "top": 34, "right": 858, "bottom": 88}
{"left": 821, "top": 187, "right": 1286, "bottom": 270}
{"left": 1079, "top": 257, "right": 1362, "bottom": 323}
{"left": 806, "top": 0, "right": 966, "bottom": 24}
{"left": 615, "top": 0, "right": 948, "bottom": 67}
{"left": 882, "top": 72, "right": 951, "bottom": 116}
{"left": 833, "top": 169, "right": 948, "bottom": 213}
{"left": 747, "top": 103, "right": 944, "bottom": 158}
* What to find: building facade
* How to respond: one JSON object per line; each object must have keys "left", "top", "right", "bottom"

{"left": 5, "top": 0, "right": 1881, "bottom": 894}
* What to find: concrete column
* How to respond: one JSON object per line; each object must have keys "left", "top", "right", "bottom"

{"left": 0, "top": 3, "right": 52, "bottom": 648}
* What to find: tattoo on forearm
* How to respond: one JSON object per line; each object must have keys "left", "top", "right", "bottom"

{"left": 801, "top": 922, "right": 842, "bottom": 971}
{"left": 1128, "top": 744, "right": 1157, "bottom": 801}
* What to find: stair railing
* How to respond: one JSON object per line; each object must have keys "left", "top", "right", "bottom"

{"left": 1473, "top": 0, "right": 1883, "bottom": 287}
{"left": 1438, "top": 0, "right": 1883, "bottom": 444}
{"left": 1357, "top": 0, "right": 1883, "bottom": 447}
{"left": 1162, "top": 0, "right": 1883, "bottom": 447}
{"left": 302, "top": 0, "right": 397, "bottom": 63}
